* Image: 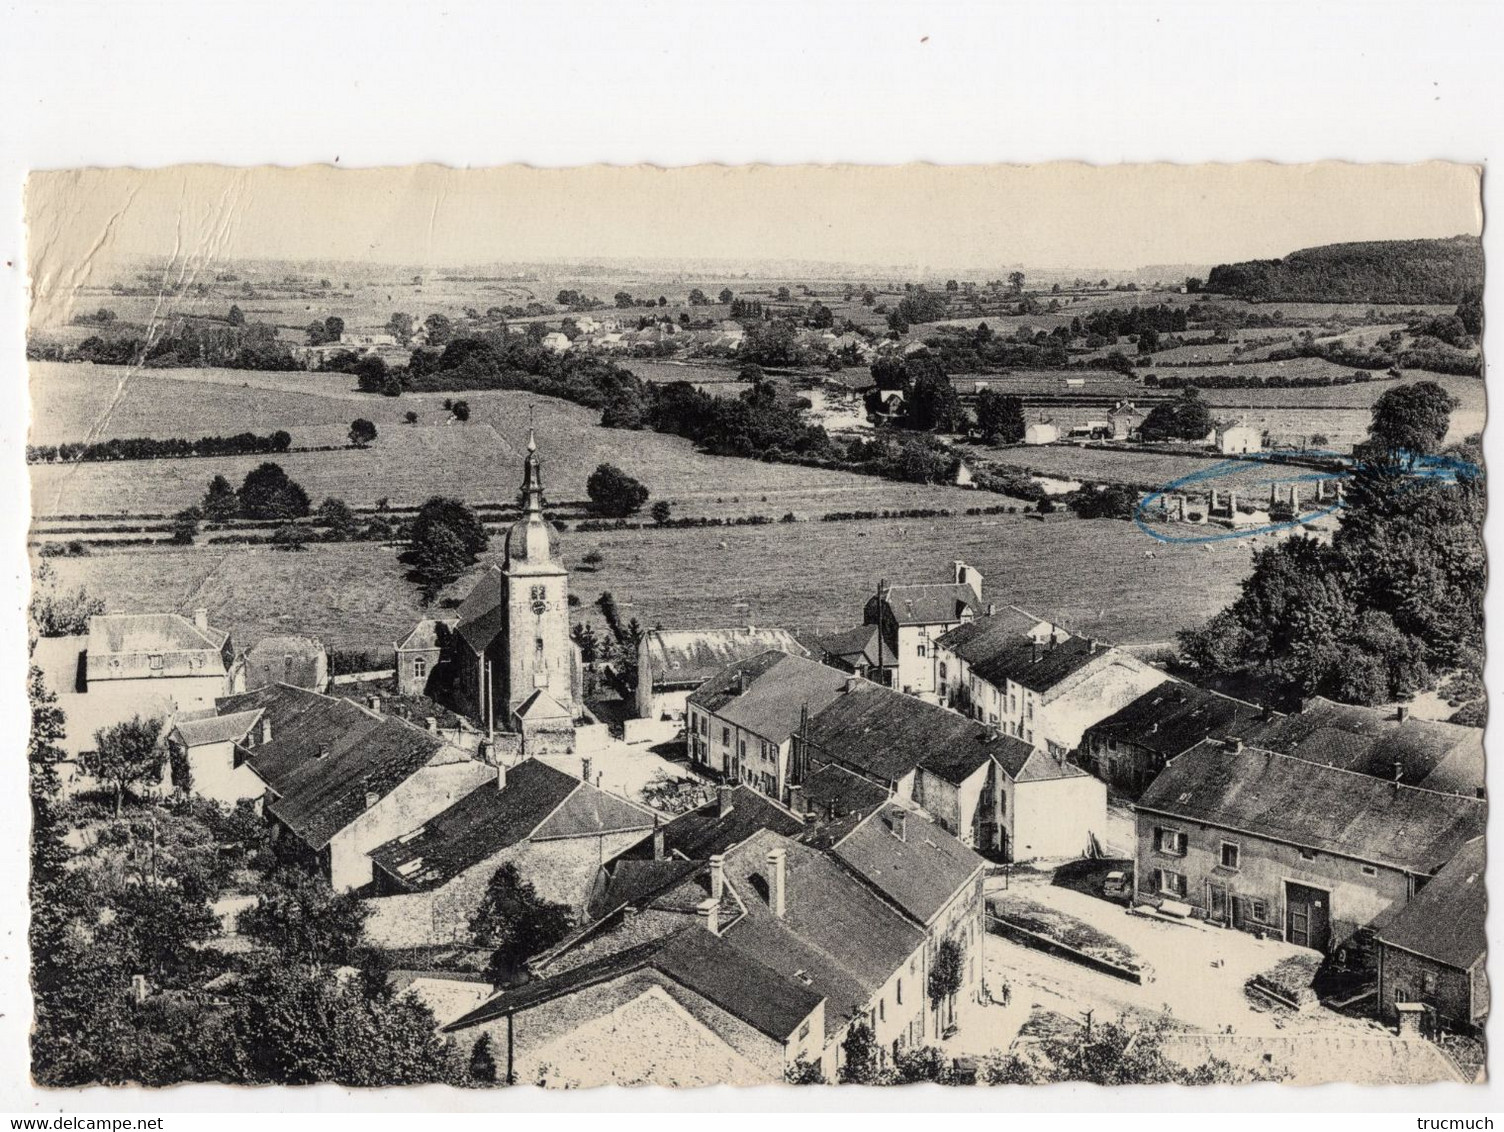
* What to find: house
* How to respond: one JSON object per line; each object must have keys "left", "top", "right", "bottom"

{"left": 30, "top": 610, "right": 244, "bottom": 792}
{"left": 1078, "top": 683, "right": 1274, "bottom": 798}
{"left": 1024, "top": 421, "right": 1059, "bottom": 445}
{"left": 243, "top": 634, "right": 328, "bottom": 693}
{"left": 218, "top": 683, "right": 494, "bottom": 891}
{"left": 1374, "top": 837, "right": 1487, "bottom": 1034}
{"left": 84, "top": 609, "right": 242, "bottom": 722}
{"left": 363, "top": 758, "right": 656, "bottom": 946}
{"left": 1239, "top": 697, "right": 1484, "bottom": 797}
{"left": 861, "top": 561, "right": 985, "bottom": 695}
{"left": 167, "top": 707, "right": 267, "bottom": 805}
{"left": 686, "top": 651, "right": 851, "bottom": 796}
{"left": 444, "top": 819, "right": 981, "bottom": 1086}
{"left": 954, "top": 461, "right": 975, "bottom": 487}
{"left": 540, "top": 331, "right": 572, "bottom": 354}
{"left": 815, "top": 623, "right": 896, "bottom": 687}
{"left": 635, "top": 626, "right": 808, "bottom": 721}
{"left": 394, "top": 618, "right": 455, "bottom": 698}
{"left": 1215, "top": 422, "right": 1262, "bottom": 455}
{"left": 935, "top": 608, "right": 1168, "bottom": 755}
{"left": 1107, "top": 400, "right": 1145, "bottom": 440}
{"left": 1133, "top": 740, "right": 1486, "bottom": 955}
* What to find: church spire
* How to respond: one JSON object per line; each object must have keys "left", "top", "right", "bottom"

{"left": 520, "top": 428, "right": 543, "bottom": 516}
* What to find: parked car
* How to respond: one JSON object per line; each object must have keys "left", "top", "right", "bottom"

{"left": 1103, "top": 870, "right": 1129, "bottom": 899}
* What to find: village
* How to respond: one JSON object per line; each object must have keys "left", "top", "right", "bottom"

{"left": 28, "top": 390, "right": 1486, "bottom": 1087}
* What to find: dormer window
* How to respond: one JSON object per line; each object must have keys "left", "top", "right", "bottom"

{"left": 149, "top": 654, "right": 164, "bottom": 670}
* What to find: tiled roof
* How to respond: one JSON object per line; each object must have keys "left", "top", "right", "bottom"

{"left": 643, "top": 627, "right": 808, "bottom": 690}
{"left": 1374, "top": 838, "right": 1486, "bottom": 970}
{"left": 454, "top": 567, "right": 505, "bottom": 654}
{"left": 395, "top": 618, "right": 457, "bottom": 653}
{"left": 1238, "top": 697, "right": 1483, "bottom": 796}
{"left": 1137, "top": 741, "right": 1486, "bottom": 876}
{"left": 221, "top": 684, "right": 452, "bottom": 850}
{"left": 797, "top": 764, "right": 890, "bottom": 850}
{"left": 941, "top": 618, "right": 1108, "bottom": 695}
{"left": 174, "top": 708, "right": 263, "bottom": 747}
{"left": 688, "top": 651, "right": 851, "bottom": 744}
{"left": 1086, "top": 683, "right": 1272, "bottom": 760}
{"left": 867, "top": 583, "right": 980, "bottom": 627}
{"left": 85, "top": 612, "right": 229, "bottom": 681}
{"left": 720, "top": 829, "right": 924, "bottom": 1039}
{"left": 617, "top": 784, "right": 805, "bottom": 864}
{"left": 806, "top": 681, "right": 993, "bottom": 785}
{"left": 444, "top": 928, "right": 822, "bottom": 1044}
{"left": 932, "top": 606, "right": 1050, "bottom": 663}
{"left": 831, "top": 802, "right": 985, "bottom": 926}
{"left": 817, "top": 623, "right": 886, "bottom": 668}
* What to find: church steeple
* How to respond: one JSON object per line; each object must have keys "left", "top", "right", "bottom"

{"left": 520, "top": 428, "right": 544, "bottom": 516}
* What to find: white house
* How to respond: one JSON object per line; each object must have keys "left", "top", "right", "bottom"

{"left": 1215, "top": 422, "right": 1262, "bottom": 455}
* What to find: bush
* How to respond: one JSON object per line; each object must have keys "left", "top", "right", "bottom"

{"left": 586, "top": 464, "right": 650, "bottom": 517}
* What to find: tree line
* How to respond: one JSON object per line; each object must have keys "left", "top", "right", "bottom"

{"left": 27, "top": 429, "right": 293, "bottom": 465}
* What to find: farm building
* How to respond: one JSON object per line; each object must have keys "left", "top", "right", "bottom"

{"left": 394, "top": 618, "right": 456, "bottom": 698}
{"left": 168, "top": 707, "right": 268, "bottom": 805}
{"left": 1374, "top": 837, "right": 1487, "bottom": 1034}
{"left": 815, "top": 623, "right": 895, "bottom": 686}
{"left": 1107, "top": 400, "right": 1146, "bottom": 439}
{"left": 1239, "top": 697, "right": 1484, "bottom": 797}
{"left": 540, "top": 331, "right": 572, "bottom": 354}
{"left": 635, "top": 626, "right": 808, "bottom": 721}
{"left": 1133, "top": 740, "right": 1485, "bottom": 955}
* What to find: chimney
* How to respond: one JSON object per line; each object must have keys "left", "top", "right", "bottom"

{"left": 718, "top": 784, "right": 733, "bottom": 817}
{"left": 788, "top": 785, "right": 806, "bottom": 818}
{"left": 766, "top": 846, "right": 787, "bottom": 918}
{"left": 260, "top": 716, "right": 272, "bottom": 745}
{"left": 709, "top": 854, "right": 725, "bottom": 902}
{"left": 697, "top": 897, "right": 720, "bottom": 935}
{"left": 367, "top": 694, "right": 381, "bottom": 714}
{"left": 1031, "top": 640, "right": 1041, "bottom": 663}
{"left": 317, "top": 746, "right": 329, "bottom": 759}
{"left": 193, "top": 608, "right": 209, "bottom": 632}
{"left": 1394, "top": 760, "right": 1404, "bottom": 783}
{"left": 1396, "top": 705, "right": 1410, "bottom": 722}
{"left": 845, "top": 676, "right": 860, "bottom": 693}
{"left": 1228, "top": 737, "right": 1244, "bottom": 753}
{"left": 889, "top": 808, "right": 908, "bottom": 842}
{"left": 736, "top": 670, "right": 749, "bottom": 695}
{"left": 987, "top": 602, "right": 997, "bottom": 617}
{"left": 652, "top": 822, "right": 666, "bottom": 861}
{"left": 1150, "top": 721, "right": 1160, "bottom": 734}
{"left": 424, "top": 716, "right": 438, "bottom": 732}
{"left": 581, "top": 756, "right": 593, "bottom": 784}
{"left": 496, "top": 762, "right": 507, "bottom": 791}
{"left": 364, "top": 790, "right": 379, "bottom": 809}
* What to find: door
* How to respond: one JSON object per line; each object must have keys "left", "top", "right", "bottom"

{"left": 1207, "top": 883, "right": 1228, "bottom": 925}
{"left": 1285, "top": 882, "right": 1331, "bottom": 952}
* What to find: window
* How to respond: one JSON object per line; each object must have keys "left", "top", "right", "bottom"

{"left": 1361, "top": 865, "right": 1377, "bottom": 877}
{"left": 1107, "top": 737, "right": 1118, "bottom": 751}
{"left": 722, "top": 727, "right": 731, "bottom": 746}
{"left": 916, "top": 644, "right": 927, "bottom": 658}
{"left": 896, "top": 977, "right": 903, "bottom": 1005}
{"left": 1249, "top": 899, "right": 1269, "bottom": 923}
{"left": 738, "top": 739, "right": 747, "bottom": 760}
{"left": 1154, "top": 827, "right": 1188, "bottom": 856}
{"left": 534, "top": 637, "right": 545, "bottom": 658}
{"left": 938, "top": 662, "right": 947, "bottom": 679}
{"left": 1026, "top": 700, "right": 1034, "bottom": 720}
{"left": 1421, "top": 972, "right": 1437, "bottom": 995}
{"left": 412, "top": 657, "right": 427, "bottom": 680}
{"left": 149, "top": 654, "right": 164, "bottom": 670}
{"left": 1220, "top": 842, "right": 1240, "bottom": 870}
{"left": 1025, "top": 729, "right": 1033, "bottom": 744}
{"left": 879, "top": 998, "right": 885, "bottom": 1022}
{"left": 530, "top": 584, "right": 546, "bottom": 602}
{"left": 1299, "top": 848, "right": 1317, "bottom": 862}
{"left": 1157, "top": 869, "right": 1188, "bottom": 898}
{"left": 1010, "top": 694, "right": 1017, "bottom": 714}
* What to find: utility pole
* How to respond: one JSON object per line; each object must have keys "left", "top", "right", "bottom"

{"left": 1082, "top": 1008, "right": 1094, "bottom": 1041}
{"left": 874, "top": 578, "right": 890, "bottom": 687}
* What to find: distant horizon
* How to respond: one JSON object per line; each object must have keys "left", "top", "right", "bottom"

{"left": 27, "top": 164, "right": 1482, "bottom": 315}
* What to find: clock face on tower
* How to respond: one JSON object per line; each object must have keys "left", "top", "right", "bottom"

{"left": 530, "top": 585, "right": 548, "bottom": 616}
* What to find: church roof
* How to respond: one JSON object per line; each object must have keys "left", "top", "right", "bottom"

{"left": 514, "top": 688, "right": 571, "bottom": 723}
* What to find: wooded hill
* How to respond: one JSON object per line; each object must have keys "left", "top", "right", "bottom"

{"left": 1206, "top": 236, "right": 1483, "bottom": 304}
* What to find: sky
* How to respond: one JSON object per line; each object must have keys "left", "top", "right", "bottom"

{"left": 26, "top": 162, "right": 1482, "bottom": 287}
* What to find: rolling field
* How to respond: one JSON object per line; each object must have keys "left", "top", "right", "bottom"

{"left": 42, "top": 511, "right": 1255, "bottom": 653}
{"left": 28, "top": 362, "right": 992, "bottom": 517}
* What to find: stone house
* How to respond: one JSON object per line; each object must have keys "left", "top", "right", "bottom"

{"left": 1374, "top": 837, "right": 1487, "bottom": 1034}
{"left": 1107, "top": 400, "right": 1145, "bottom": 439}
{"left": 244, "top": 634, "right": 328, "bottom": 693}
{"left": 815, "top": 623, "right": 896, "bottom": 687}
{"left": 1134, "top": 740, "right": 1485, "bottom": 956}
{"left": 364, "top": 758, "right": 657, "bottom": 947}
{"left": 1215, "top": 422, "right": 1262, "bottom": 455}
{"left": 394, "top": 618, "right": 455, "bottom": 697}
{"left": 167, "top": 707, "right": 268, "bottom": 805}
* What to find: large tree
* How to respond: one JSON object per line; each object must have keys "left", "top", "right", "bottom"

{"left": 86, "top": 715, "right": 165, "bottom": 817}
{"left": 974, "top": 389, "right": 1026, "bottom": 444}
{"left": 586, "top": 463, "right": 650, "bottom": 517}
{"left": 238, "top": 867, "right": 367, "bottom": 966}
{"left": 469, "top": 862, "right": 574, "bottom": 985}
{"left": 1367, "top": 380, "right": 1457, "bottom": 463}
{"left": 237, "top": 462, "right": 311, "bottom": 520}
{"left": 407, "top": 496, "right": 489, "bottom": 604}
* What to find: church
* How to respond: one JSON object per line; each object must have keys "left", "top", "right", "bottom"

{"left": 409, "top": 432, "right": 584, "bottom": 755}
